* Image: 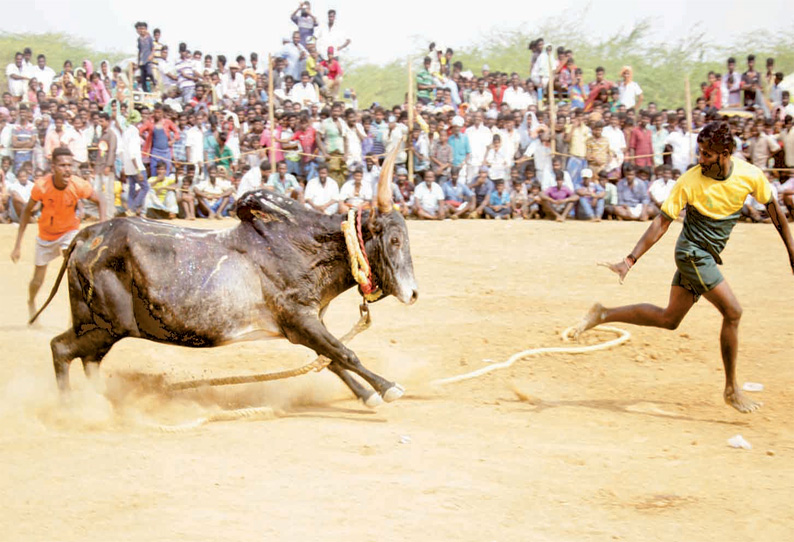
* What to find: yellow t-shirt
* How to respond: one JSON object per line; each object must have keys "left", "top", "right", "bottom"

{"left": 661, "top": 157, "right": 772, "bottom": 221}
{"left": 148, "top": 175, "right": 176, "bottom": 202}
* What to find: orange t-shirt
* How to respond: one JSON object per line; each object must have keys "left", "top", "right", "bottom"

{"left": 30, "top": 174, "right": 94, "bottom": 241}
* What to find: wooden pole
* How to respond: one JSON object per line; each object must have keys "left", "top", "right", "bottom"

{"left": 407, "top": 57, "right": 414, "bottom": 184}
{"left": 127, "top": 62, "right": 135, "bottom": 112}
{"left": 547, "top": 51, "right": 556, "bottom": 155}
{"left": 684, "top": 75, "right": 694, "bottom": 161}
{"left": 268, "top": 54, "right": 276, "bottom": 168}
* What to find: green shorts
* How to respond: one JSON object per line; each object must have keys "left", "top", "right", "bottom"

{"left": 672, "top": 248, "right": 724, "bottom": 301}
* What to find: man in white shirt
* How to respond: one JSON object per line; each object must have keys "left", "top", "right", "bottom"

{"left": 316, "top": 9, "right": 351, "bottom": 57}
{"left": 602, "top": 115, "right": 627, "bottom": 171}
{"left": 647, "top": 164, "right": 676, "bottom": 214}
{"left": 236, "top": 161, "right": 270, "bottom": 199}
{"left": 6, "top": 52, "right": 28, "bottom": 99}
{"left": 338, "top": 167, "right": 372, "bottom": 213}
{"left": 30, "top": 54, "right": 56, "bottom": 91}
{"left": 221, "top": 65, "right": 245, "bottom": 102}
{"left": 664, "top": 118, "right": 695, "bottom": 174}
{"left": 289, "top": 71, "right": 319, "bottom": 109}
{"left": 497, "top": 118, "right": 521, "bottom": 169}
{"left": 467, "top": 112, "right": 493, "bottom": 182}
{"left": 195, "top": 167, "right": 234, "bottom": 218}
{"left": 618, "top": 66, "right": 643, "bottom": 109}
{"left": 468, "top": 78, "right": 493, "bottom": 111}
{"left": 184, "top": 114, "right": 205, "bottom": 173}
{"left": 413, "top": 169, "right": 446, "bottom": 219}
{"left": 304, "top": 164, "right": 340, "bottom": 215}
{"left": 503, "top": 74, "right": 528, "bottom": 111}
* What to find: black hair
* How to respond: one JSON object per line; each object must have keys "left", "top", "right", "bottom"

{"left": 52, "top": 147, "right": 73, "bottom": 161}
{"left": 697, "top": 121, "right": 735, "bottom": 154}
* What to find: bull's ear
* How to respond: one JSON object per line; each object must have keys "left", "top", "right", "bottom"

{"left": 376, "top": 145, "right": 400, "bottom": 214}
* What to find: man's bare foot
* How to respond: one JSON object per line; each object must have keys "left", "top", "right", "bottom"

{"left": 555, "top": 214, "right": 564, "bottom": 222}
{"left": 724, "top": 387, "right": 761, "bottom": 413}
{"left": 570, "top": 302, "right": 605, "bottom": 339}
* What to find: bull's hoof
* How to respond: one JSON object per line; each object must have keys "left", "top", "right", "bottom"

{"left": 364, "top": 391, "right": 383, "bottom": 408}
{"left": 382, "top": 384, "right": 405, "bottom": 403}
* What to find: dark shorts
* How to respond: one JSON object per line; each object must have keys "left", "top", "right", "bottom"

{"left": 672, "top": 248, "right": 724, "bottom": 301}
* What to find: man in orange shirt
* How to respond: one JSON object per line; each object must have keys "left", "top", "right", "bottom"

{"left": 10, "top": 147, "right": 106, "bottom": 319}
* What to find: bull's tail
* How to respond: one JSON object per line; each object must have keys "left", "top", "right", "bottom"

{"left": 28, "top": 236, "right": 82, "bottom": 325}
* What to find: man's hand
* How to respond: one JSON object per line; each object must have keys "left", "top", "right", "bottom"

{"left": 598, "top": 259, "right": 630, "bottom": 284}
{"left": 11, "top": 246, "right": 20, "bottom": 263}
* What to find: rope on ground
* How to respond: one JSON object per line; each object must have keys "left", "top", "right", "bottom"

{"left": 430, "top": 325, "right": 630, "bottom": 386}
{"left": 149, "top": 303, "right": 372, "bottom": 432}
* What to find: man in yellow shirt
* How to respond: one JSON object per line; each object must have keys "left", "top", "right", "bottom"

{"left": 572, "top": 122, "right": 794, "bottom": 414}
{"left": 143, "top": 162, "right": 178, "bottom": 218}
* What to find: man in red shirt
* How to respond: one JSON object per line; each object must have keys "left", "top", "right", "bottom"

{"left": 628, "top": 113, "right": 654, "bottom": 168}
{"left": 10, "top": 147, "right": 106, "bottom": 319}
{"left": 293, "top": 114, "right": 317, "bottom": 179}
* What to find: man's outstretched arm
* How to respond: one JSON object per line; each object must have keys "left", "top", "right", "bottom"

{"left": 766, "top": 196, "right": 794, "bottom": 274}
{"left": 601, "top": 213, "right": 673, "bottom": 283}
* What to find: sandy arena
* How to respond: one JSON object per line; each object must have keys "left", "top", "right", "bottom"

{"left": 0, "top": 218, "right": 792, "bottom": 541}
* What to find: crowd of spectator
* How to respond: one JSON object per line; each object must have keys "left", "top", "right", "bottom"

{"left": 1, "top": 4, "right": 793, "bottom": 226}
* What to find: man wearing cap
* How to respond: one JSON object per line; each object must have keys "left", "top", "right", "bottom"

{"left": 575, "top": 168, "right": 604, "bottom": 220}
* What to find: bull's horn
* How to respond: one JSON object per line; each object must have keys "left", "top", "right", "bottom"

{"left": 376, "top": 145, "right": 400, "bottom": 213}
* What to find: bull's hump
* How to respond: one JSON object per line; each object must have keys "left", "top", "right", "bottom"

{"left": 237, "top": 189, "right": 303, "bottom": 224}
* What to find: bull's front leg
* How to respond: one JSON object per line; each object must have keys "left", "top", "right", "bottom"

{"left": 282, "top": 314, "right": 404, "bottom": 404}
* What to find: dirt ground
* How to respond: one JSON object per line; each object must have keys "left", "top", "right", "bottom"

{"left": 0, "top": 217, "right": 792, "bottom": 542}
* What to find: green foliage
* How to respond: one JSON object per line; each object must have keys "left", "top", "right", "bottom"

{"left": 0, "top": 32, "right": 124, "bottom": 91}
{"left": 345, "top": 18, "right": 794, "bottom": 110}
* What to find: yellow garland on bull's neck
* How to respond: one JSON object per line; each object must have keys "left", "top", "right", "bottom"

{"left": 341, "top": 209, "right": 382, "bottom": 302}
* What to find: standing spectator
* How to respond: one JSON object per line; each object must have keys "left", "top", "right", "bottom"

{"left": 316, "top": 9, "right": 351, "bottom": 57}
{"left": 281, "top": 31, "right": 307, "bottom": 81}
{"left": 469, "top": 78, "right": 494, "bottom": 111}
{"left": 614, "top": 164, "right": 653, "bottom": 221}
{"left": 430, "top": 128, "right": 453, "bottom": 180}
{"left": 319, "top": 48, "right": 343, "bottom": 99}
{"left": 722, "top": 57, "right": 742, "bottom": 107}
{"left": 618, "top": 66, "right": 643, "bottom": 110}
{"left": 628, "top": 113, "right": 653, "bottom": 167}
{"left": 541, "top": 170, "right": 578, "bottom": 222}
{"left": 704, "top": 71, "right": 722, "bottom": 110}
{"left": 139, "top": 104, "right": 180, "bottom": 176}
{"left": 565, "top": 111, "right": 591, "bottom": 187}
{"left": 135, "top": 22, "right": 155, "bottom": 92}
{"left": 650, "top": 114, "right": 669, "bottom": 167}
{"left": 6, "top": 52, "right": 28, "bottom": 100}
{"left": 448, "top": 117, "right": 471, "bottom": 169}
{"left": 482, "top": 134, "right": 509, "bottom": 183}
{"left": 43, "top": 114, "right": 78, "bottom": 162}
{"left": 665, "top": 117, "right": 695, "bottom": 174}
{"left": 585, "top": 121, "right": 610, "bottom": 177}
{"left": 417, "top": 57, "right": 435, "bottom": 105}
{"left": 176, "top": 46, "right": 199, "bottom": 103}
{"left": 317, "top": 102, "right": 347, "bottom": 184}
{"left": 413, "top": 169, "right": 446, "bottom": 220}
{"left": 31, "top": 54, "right": 55, "bottom": 91}
{"left": 749, "top": 120, "right": 781, "bottom": 169}
{"left": 484, "top": 178, "right": 512, "bottom": 219}
{"left": 585, "top": 66, "right": 614, "bottom": 112}
{"left": 94, "top": 112, "right": 117, "bottom": 214}
{"left": 741, "top": 55, "right": 761, "bottom": 108}
{"left": 575, "top": 168, "right": 605, "bottom": 220}
{"left": 12, "top": 105, "right": 35, "bottom": 173}
{"left": 291, "top": 2, "right": 318, "bottom": 46}
{"left": 121, "top": 110, "right": 147, "bottom": 215}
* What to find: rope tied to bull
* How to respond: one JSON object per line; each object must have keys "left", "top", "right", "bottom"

{"left": 341, "top": 208, "right": 383, "bottom": 303}
{"left": 166, "top": 303, "right": 372, "bottom": 392}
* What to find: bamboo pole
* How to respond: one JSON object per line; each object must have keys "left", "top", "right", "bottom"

{"left": 685, "top": 76, "right": 694, "bottom": 161}
{"left": 547, "top": 51, "right": 556, "bottom": 155}
{"left": 268, "top": 54, "right": 276, "bottom": 168}
{"left": 128, "top": 62, "right": 135, "bottom": 112}
{"left": 407, "top": 57, "right": 414, "bottom": 184}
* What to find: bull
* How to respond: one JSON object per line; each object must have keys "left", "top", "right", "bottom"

{"left": 32, "top": 148, "right": 418, "bottom": 407}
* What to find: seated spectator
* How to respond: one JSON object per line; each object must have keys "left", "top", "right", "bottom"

{"left": 8, "top": 163, "right": 33, "bottom": 223}
{"left": 338, "top": 167, "right": 371, "bottom": 213}
{"left": 144, "top": 162, "right": 178, "bottom": 219}
{"left": 517, "top": 179, "right": 543, "bottom": 219}
{"left": 777, "top": 174, "right": 794, "bottom": 216}
{"left": 469, "top": 166, "right": 494, "bottom": 218}
{"left": 598, "top": 170, "right": 618, "bottom": 219}
{"left": 575, "top": 168, "right": 605, "bottom": 221}
{"left": 176, "top": 172, "right": 196, "bottom": 220}
{"left": 237, "top": 160, "right": 270, "bottom": 199}
{"left": 541, "top": 170, "right": 579, "bottom": 222}
{"left": 442, "top": 168, "right": 475, "bottom": 219}
{"left": 195, "top": 165, "right": 234, "bottom": 219}
{"left": 304, "top": 163, "right": 340, "bottom": 215}
{"left": 266, "top": 160, "right": 302, "bottom": 199}
{"left": 484, "top": 178, "right": 512, "bottom": 219}
{"left": 614, "top": 164, "right": 653, "bottom": 221}
{"left": 483, "top": 133, "right": 509, "bottom": 183}
{"left": 648, "top": 164, "right": 676, "bottom": 215}
{"left": 413, "top": 169, "right": 446, "bottom": 220}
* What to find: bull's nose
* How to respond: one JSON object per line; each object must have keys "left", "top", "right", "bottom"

{"left": 409, "top": 290, "right": 418, "bottom": 305}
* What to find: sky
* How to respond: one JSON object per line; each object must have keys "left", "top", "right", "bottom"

{"left": 4, "top": 0, "right": 792, "bottom": 65}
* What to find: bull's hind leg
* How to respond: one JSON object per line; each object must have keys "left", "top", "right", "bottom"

{"left": 328, "top": 363, "right": 383, "bottom": 408}
{"left": 284, "top": 316, "right": 404, "bottom": 404}
{"left": 51, "top": 328, "right": 118, "bottom": 393}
